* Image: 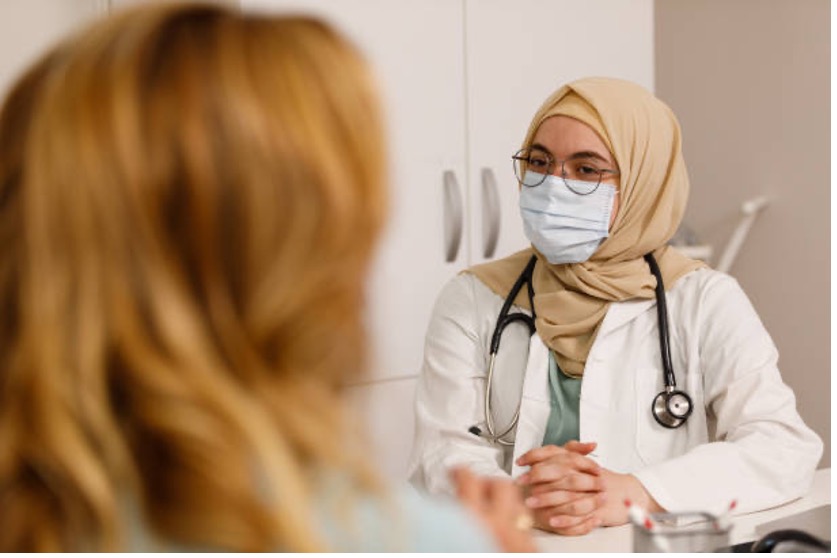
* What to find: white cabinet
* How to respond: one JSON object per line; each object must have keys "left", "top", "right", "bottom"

{"left": 242, "top": 0, "right": 654, "bottom": 385}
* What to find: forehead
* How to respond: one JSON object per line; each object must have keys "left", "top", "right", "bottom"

{"left": 531, "top": 115, "right": 612, "bottom": 159}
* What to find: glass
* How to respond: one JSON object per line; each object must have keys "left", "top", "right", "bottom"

{"left": 632, "top": 511, "right": 731, "bottom": 552}
{"left": 512, "top": 146, "right": 619, "bottom": 195}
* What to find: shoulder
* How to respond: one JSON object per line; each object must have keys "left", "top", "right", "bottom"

{"left": 433, "top": 271, "right": 506, "bottom": 320}
{"left": 668, "top": 266, "right": 750, "bottom": 307}
{"left": 666, "top": 267, "right": 773, "bottom": 350}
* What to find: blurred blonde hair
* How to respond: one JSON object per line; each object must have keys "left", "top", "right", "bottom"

{"left": 0, "top": 2, "right": 387, "bottom": 551}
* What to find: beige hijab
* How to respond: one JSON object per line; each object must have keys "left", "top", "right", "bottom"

{"left": 468, "top": 77, "right": 705, "bottom": 377}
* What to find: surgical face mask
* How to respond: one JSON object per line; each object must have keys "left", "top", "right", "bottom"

{"left": 518, "top": 171, "right": 616, "bottom": 264}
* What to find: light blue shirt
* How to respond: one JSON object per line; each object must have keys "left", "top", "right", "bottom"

{"left": 123, "top": 480, "right": 496, "bottom": 552}
{"left": 320, "top": 484, "right": 497, "bottom": 552}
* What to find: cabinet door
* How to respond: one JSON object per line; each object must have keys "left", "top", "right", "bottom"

{"left": 464, "top": 0, "right": 655, "bottom": 265}
{"left": 242, "top": 0, "right": 469, "bottom": 381}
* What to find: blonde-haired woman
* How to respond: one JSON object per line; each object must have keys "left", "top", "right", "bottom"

{"left": 0, "top": 2, "right": 533, "bottom": 552}
{"left": 409, "top": 77, "right": 822, "bottom": 534}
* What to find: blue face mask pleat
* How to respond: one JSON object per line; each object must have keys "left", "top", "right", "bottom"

{"left": 519, "top": 171, "right": 616, "bottom": 264}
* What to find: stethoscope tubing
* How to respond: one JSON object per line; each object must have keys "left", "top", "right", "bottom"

{"left": 484, "top": 353, "right": 518, "bottom": 446}
{"left": 475, "top": 252, "right": 692, "bottom": 444}
{"left": 643, "top": 253, "right": 677, "bottom": 389}
{"left": 482, "top": 255, "right": 538, "bottom": 445}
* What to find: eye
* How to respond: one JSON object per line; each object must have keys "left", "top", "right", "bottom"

{"left": 526, "top": 148, "right": 552, "bottom": 171}
{"left": 568, "top": 159, "right": 603, "bottom": 179}
{"left": 528, "top": 155, "right": 549, "bottom": 169}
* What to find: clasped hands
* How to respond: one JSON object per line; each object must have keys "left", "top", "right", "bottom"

{"left": 515, "top": 440, "right": 662, "bottom": 535}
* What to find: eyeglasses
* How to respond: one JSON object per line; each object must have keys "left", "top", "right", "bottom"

{"left": 512, "top": 146, "right": 620, "bottom": 195}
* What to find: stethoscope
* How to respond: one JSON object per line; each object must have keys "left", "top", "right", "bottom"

{"left": 469, "top": 253, "right": 693, "bottom": 446}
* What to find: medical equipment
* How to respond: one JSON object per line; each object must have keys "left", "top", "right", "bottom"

{"left": 468, "top": 255, "right": 538, "bottom": 445}
{"left": 645, "top": 253, "right": 694, "bottom": 429}
{"left": 468, "top": 252, "right": 692, "bottom": 445}
{"left": 714, "top": 196, "right": 770, "bottom": 274}
{"left": 670, "top": 196, "right": 771, "bottom": 272}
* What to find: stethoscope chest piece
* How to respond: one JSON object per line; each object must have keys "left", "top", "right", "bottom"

{"left": 652, "top": 387, "right": 693, "bottom": 429}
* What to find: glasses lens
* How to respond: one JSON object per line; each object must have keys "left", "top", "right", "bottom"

{"left": 513, "top": 148, "right": 550, "bottom": 187}
{"left": 561, "top": 158, "right": 604, "bottom": 195}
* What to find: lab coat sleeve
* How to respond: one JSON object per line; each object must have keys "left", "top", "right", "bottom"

{"left": 633, "top": 273, "right": 823, "bottom": 514}
{"left": 407, "top": 274, "right": 510, "bottom": 496}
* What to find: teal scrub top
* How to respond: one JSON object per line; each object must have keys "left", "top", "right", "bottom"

{"left": 542, "top": 351, "right": 582, "bottom": 446}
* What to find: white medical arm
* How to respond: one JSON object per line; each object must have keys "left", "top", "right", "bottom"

{"left": 407, "top": 275, "right": 514, "bottom": 495}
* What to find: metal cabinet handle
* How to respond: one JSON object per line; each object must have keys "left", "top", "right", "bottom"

{"left": 481, "top": 168, "right": 501, "bottom": 259}
{"left": 442, "top": 170, "right": 464, "bottom": 262}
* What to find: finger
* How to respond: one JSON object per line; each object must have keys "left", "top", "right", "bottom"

{"left": 565, "top": 452, "right": 602, "bottom": 475}
{"left": 450, "top": 467, "right": 481, "bottom": 509}
{"left": 554, "top": 471, "right": 605, "bottom": 492}
{"left": 517, "top": 460, "right": 596, "bottom": 488}
{"left": 545, "top": 510, "right": 595, "bottom": 530}
{"left": 528, "top": 478, "right": 604, "bottom": 496}
{"left": 526, "top": 491, "right": 606, "bottom": 513}
{"left": 526, "top": 469, "right": 605, "bottom": 492}
{"left": 521, "top": 464, "right": 604, "bottom": 490}
{"left": 517, "top": 462, "right": 563, "bottom": 486}
{"left": 485, "top": 477, "right": 525, "bottom": 511}
{"left": 551, "top": 514, "right": 602, "bottom": 536}
{"left": 527, "top": 477, "right": 603, "bottom": 496}
{"left": 563, "top": 440, "right": 598, "bottom": 455}
{"left": 525, "top": 489, "right": 579, "bottom": 510}
{"left": 516, "top": 444, "right": 564, "bottom": 467}
{"left": 517, "top": 453, "right": 601, "bottom": 484}
{"left": 528, "top": 481, "right": 569, "bottom": 497}
{"left": 552, "top": 493, "right": 604, "bottom": 517}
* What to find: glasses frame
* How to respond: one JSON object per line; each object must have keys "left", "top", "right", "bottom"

{"left": 512, "top": 147, "right": 620, "bottom": 195}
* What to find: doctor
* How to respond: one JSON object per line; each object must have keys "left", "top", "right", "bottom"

{"left": 408, "top": 77, "right": 822, "bottom": 535}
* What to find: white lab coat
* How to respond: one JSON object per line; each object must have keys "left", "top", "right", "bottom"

{"left": 407, "top": 267, "right": 822, "bottom": 514}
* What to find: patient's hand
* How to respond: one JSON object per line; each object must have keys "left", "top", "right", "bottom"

{"left": 450, "top": 467, "right": 537, "bottom": 552}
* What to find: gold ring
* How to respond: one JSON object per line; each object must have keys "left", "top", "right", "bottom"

{"left": 515, "top": 513, "right": 534, "bottom": 531}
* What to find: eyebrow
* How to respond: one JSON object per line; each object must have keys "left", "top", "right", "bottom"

{"left": 531, "top": 143, "right": 612, "bottom": 165}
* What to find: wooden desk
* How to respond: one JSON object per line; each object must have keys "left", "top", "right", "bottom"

{"left": 534, "top": 468, "right": 830, "bottom": 552}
